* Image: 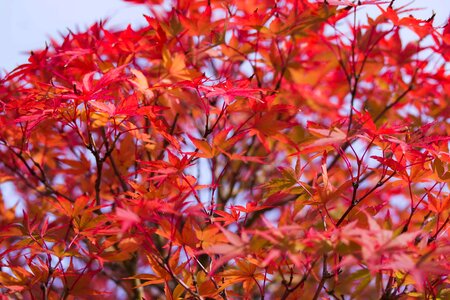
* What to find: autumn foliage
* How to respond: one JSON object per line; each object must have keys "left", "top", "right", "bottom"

{"left": 0, "top": 0, "right": 449, "bottom": 299}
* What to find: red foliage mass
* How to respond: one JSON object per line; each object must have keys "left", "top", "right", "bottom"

{"left": 0, "top": 0, "right": 448, "bottom": 299}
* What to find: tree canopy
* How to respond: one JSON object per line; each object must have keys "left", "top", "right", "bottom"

{"left": 0, "top": 0, "right": 449, "bottom": 299}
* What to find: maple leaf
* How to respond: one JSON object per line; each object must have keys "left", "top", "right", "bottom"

{"left": 296, "top": 121, "right": 347, "bottom": 153}
{"left": 200, "top": 80, "right": 265, "bottom": 104}
{"left": 130, "top": 69, "right": 154, "bottom": 100}
{"left": 115, "top": 207, "right": 140, "bottom": 232}
{"left": 217, "top": 260, "right": 264, "bottom": 294}
{"left": 214, "top": 209, "right": 241, "bottom": 225}
{"left": 178, "top": 6, "right": 213, "bottom": 36}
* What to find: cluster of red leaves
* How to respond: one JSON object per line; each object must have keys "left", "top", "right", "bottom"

{"left": 0, "top": 0, "right": 449, "bottom": 299}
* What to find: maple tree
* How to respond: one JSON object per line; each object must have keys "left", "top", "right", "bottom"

{"left": 0, "top": 0, "right": 449, "bottom": 299}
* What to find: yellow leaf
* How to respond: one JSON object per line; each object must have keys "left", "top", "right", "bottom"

{"left": 127, "top": 274, "right": 165, "bottom": 288}
{"left": 119, "top": 237, "right": 141, "bottom": 252}
{"left": 130, "top": 69, "right": 154, "bottom": 99}
{"left": 162, "top": 47, "right": 197, "bottom": 80}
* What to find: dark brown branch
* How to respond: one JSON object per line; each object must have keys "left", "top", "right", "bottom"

{"left": 336, "top": 171, "right": 397, "bottom": 227}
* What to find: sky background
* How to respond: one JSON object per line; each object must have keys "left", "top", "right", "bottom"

{"left": 0, "top": 0, "right": 149, "bottom": 73}
{"left": 0, "top": 0, "right": 448, "bottom": 73}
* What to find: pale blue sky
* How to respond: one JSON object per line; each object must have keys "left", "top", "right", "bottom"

{"left": 0, "top": 0, "right": 448, "bottom": 73}
{"left": 0, "top": 0, "right": 148, "bottom": 73}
